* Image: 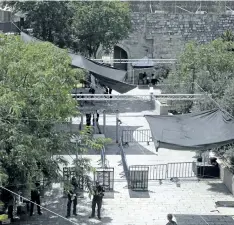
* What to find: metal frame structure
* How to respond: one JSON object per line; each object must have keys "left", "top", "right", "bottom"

{"left": 122, "top": 129, "right": 152, "bottom": 145}
{"left": 128, "top": 166, "right": 149, "bottom": 191}
{"left": 92, "top": 59, "right": 177, "bottom": 64}
{"left": 72, "top": 93, "right": 206, "bottom": 101}
{"left": 94, "top": 167, "right": 114, "bottom": 191}
{"left": 62, "top": 167, "right": 84, "bottom": 190}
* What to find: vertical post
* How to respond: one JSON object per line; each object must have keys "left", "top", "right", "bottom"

{"left": 116, "top": 110, "right": 119, "bottom": 143}
{"left": 80, "top": 114, "right": 83, "bottom": 130}
{"left": 93, "top": 113, "right": 97, "bottom": 134}
{"left": 103, "top": 110, "right": 106, "bottom": 135}
{"left": 69, "top": 117, "right": 72, "bottom": 133}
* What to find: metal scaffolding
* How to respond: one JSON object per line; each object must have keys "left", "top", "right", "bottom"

{"left": 71, "top": 93, "right": 206, "bottom": 101}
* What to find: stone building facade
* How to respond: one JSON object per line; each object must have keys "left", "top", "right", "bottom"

{"left": 119, "top": 13, "right": 234, "bottom": 60}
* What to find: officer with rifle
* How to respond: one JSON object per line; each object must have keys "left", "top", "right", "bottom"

{"left": 89, "top": 181, "right": 105, "bottom": 220}
{"left": 66, "top": 177, "right": 78, "bottom": 218}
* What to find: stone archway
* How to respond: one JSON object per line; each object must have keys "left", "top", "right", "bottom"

{"left": 113, "top": 45, "right": 129, "bottom": 71}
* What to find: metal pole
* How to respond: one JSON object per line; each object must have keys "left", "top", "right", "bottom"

{"left": 116, "top": 110, "right": 119, "bottom": 143}
{"left": 103, "top": 110, "right": 106, "bottom": 135}
{"left": 80, "top": 114, "right": 83, "bottom": 130}
{"left": 93, "top": 113, "right": 97, "bottom": 134}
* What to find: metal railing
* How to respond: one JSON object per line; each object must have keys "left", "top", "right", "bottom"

{"left": 118, "top": 138, "right": 130, "bottom": 182}
{"left": 131, "top": 162, "right": 197, "bottom": 181}
{"left": 71, "top": 93, "right": 206, "bottom": 101}
{"left": 122, "top": 129, "right": 152, "bottom": 144}
{"left": 167, "top": 162, "right": 197, "bottom": 179}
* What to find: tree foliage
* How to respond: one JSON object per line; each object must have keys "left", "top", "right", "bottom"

{"left": 5, "top": 1, "right": 74, "bottom": 48}
{"left": 165, "top": 35, "right": 234, "bottom": 114}
{"left": 0, "top": 34, "right": 108, "bottom": 192}
{"left": 5, "top": 1, "right": 131, "bottom": 58}
{"left": 72, "top": 1, "right": 131, "bottom": 57}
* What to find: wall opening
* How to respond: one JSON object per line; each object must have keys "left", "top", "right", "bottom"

{"left": 113, "top": 46, "right": 128, "bottom": 71}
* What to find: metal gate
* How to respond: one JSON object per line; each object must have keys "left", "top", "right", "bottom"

{"left": 122, "top": 129, "right": 152, "bottom": 144}
{"left": 63, "top": 167, "right": 84, "bottom": 190}
{"left": 94, "top": 167, "right": 114, "bottom": 191}
{"left": 128, "top": 166, "right": 149, "bottom": 191}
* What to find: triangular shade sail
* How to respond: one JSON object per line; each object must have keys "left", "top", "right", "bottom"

{"left": 20, "top": 32, "right": 136, "bottom": 93}
{"left": 91, "top": 72, "right": 136, "bottom": 94}
{"left": 145, "top": 109, "right": 234, "bottom": 150}
{"left": 132, "top": 56, "right": 155, "bottom": 68}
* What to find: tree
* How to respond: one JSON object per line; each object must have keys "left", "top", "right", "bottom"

{"left": 5, "top": 1, "right": 131, "bottom": 58}
{"left": 72, "top": 1, "right": 131, "bottom": 58}
{"left": 0, "top": 34, "right": 108, "bottom": 193}
{"left": 165, "top": 38, "right": 234, "bottom": 113}
{"left": 4, "top": 1, "right": 74, "bottom": 48}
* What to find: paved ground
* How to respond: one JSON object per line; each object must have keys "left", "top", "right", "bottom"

{"left": 13, "top": 154, "right": 234, "bottom": 225}
{"left": 12, "top": 87, "right": 234, "bottom": 225}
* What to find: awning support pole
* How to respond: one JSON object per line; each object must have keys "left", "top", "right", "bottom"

{"left": 103, "top": 110, "right": 106, "bottom": 135}
{"left": 116, "top": 110, "right": 119, "bottom": 143}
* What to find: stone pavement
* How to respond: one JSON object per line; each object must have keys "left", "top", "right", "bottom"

{"left": 13, "top": 154, "right": 234, "bottom": 225}
{"left": 12, "top": 87, "right": 234, "bottom": 225}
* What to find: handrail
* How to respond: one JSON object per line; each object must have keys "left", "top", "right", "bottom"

{"left": 119, "top": 138, "right": 129, "bottom": 182}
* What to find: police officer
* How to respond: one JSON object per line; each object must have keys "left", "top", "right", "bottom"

{"left": 30, "top": 182, "right": 42, "bottom": 216}
{"left": 89, "top": 181, "right": 105, "bottom": 220}
{"left": 66, "top": 177, "right": 78, "bottom": 218}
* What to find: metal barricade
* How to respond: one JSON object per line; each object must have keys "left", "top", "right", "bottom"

{"left": 119, "top": 139, "right": 129, "bottom": 182}
{"left": 122, "top": 129, "right": 152, "bottom": 144}
{"left": 94, "top": 167, "right": 114, "bottom": 191}
{"left": 147, "top": 164, "right": 167, "bottom": 180}
{"left": 167, "top": 162, "right": 196, "bottom": 179}
{"left": 128, "top": 165, "right": 149, "bottom": 191}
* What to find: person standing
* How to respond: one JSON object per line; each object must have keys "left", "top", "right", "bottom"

{"left": 89, "top": 181, "right": 105, "bottom": 220}
{"left": 30, "top": 182, "right": 42, "bottom": 216}
{"left": 66, "top": 177, "right": 78, "bottom": 218}
{"left": 89, "top": 86, "right": 95, "bottom": 105}
{"left": 166, "top": 214, "right": 177, "bottom": 225}
{"left": 108, "top": 88, "right": 112, "bottom": 98}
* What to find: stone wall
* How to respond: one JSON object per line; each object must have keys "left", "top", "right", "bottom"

{"left": 121, "top": 13, "right": 234, "bottom": 59}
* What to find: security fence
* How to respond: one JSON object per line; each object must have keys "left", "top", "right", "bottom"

{"left": 121, "top": 129, "right": 152, "bottom": 145}
{"left": 119, "top": 139, "right": 129, "bottom": 179}
{"left": 127, "top": 162, "right": 198, "bottom": 190}
{"left": 128, "top": 166, "right": 149, "bottom": 190}
{"left": 133, "top": 162, "right": 197, "bottom": 181}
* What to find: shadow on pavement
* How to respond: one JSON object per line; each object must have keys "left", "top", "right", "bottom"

{"left": 174, "top": 214, "right": 234, "bottom": 225}
{"left": 13, "top": 185, "right": 113, "bottom": 225}
{"left": 206, "top": 181, "right": 231, "bottom": 195}
{"left": 128, "top": 190, "right": 150, "bottom": 198}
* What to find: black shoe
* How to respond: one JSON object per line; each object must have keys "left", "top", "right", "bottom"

{"left": 89, "top": 215, "right": 94, "bottom": 218}
{"left": 98, "top": 217, "right": 101, "bottom": 220}
{"left": 30, "top": 213, "right": 33, "bottom": 216}
{"left": 66, "top": 215, "right": 70, "bottom": 218}
{"left": 73, "top": 213, "right": 77, "bottom": 216}
{"left": 38, "top": 212, "right": 42, "bottom": 215}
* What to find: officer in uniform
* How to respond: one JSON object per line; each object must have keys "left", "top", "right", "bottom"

{"left": 66, "top": 177, "right": 78, "bottom": 218}
{"left": 30, "top": 182, "right": 42, "bottom": 216}
{"left": 89, "top": 181, "right": 105, "bottom": 220}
